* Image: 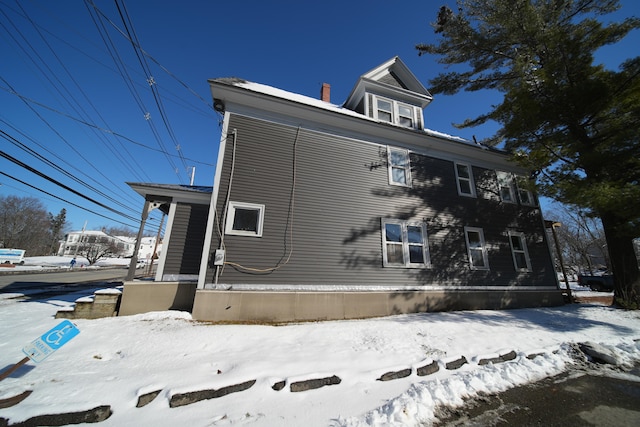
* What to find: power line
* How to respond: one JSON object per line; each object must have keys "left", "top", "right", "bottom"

{"left": 3, "top": 0, "right": 218, "bottom": 170}
{"left": 0, "top": 14, "right": 151, "bottom": 198}
{"left": 13, "top": 0, "right": 152, "bottom": 183}
{"left": 84, "top": 0, "right": 184, "bottom": 183}
{"left": 0, "top": 85, "right": 214, "bottom": 167}
{"left": 1, "top": 0, "right": 216, "bottom": 234}
{"left": 0, "top": 170, "right": 137, "bottom": 229}
{"left": 114, "top": 0, "right": 189, "bottom": 173}
{"left": 0, "top": 149, "right": 140, "bottom": 224}
{"left": 0, "top": 77, "right": 149, "bottom": 213}
{"left": 13, "top": 0, "right": 217, "bottom": 119}
{"left": 1, "top": 128, "right": 141, "bottom": 215}
{"left": 0, "top": 172, "right": 163, "bottom": 235}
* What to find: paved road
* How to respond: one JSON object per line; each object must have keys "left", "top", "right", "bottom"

{"left": 0, "top": 268, "right": 129, "bottom": 294}
{"left": 435, "top": 366, "right": 640, "bottom": 426}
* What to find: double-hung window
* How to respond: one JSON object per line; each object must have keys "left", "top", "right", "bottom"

{"left": 225, "top": 201, "right": 265, "bottom": 237}
{"left": 397, "top": 104, "right": 414, "bottom": 127}
{"left": 496, "top": 171, "right": 516, "bottom": 203}
{"left": 371, "top": 95, "right": 421, "bottom": 129}
{"left": 464, "top": 227, "right": 489, "bottom": 270}
{"left": 388, "top": 147, "right": 411, "bottom": 186}
{"left": 376, "top": 98, "right": 393, "bottom": 123}
{"left": 454, "top": 162, "right": 476, "bottom": 197}
{"left": 382, "top": 219, "right": 430, "bottom": 268}
{"left": 516, "top": 177, "right": 537, "bottom": 206}
{"left": 508, "top": 231, "right": 532, "bottom": 271}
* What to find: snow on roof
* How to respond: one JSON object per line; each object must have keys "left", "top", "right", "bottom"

{"left": 68, "top": 229, "right": 107, "bottom": 235}
{"left": 227, "top": 79, "right": 472, "bottom": 145}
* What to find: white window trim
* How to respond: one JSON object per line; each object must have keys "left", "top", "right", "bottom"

{"left": 371, "top": 95, "right": 422, "bottom": 130}
{"left": 496, "top": 171, "right": 517, "bottom": 204}
{"left": 225, "top": 201, "right": 265, "bottom": 237}
{"left": 387, "top": 146, "right": 412, "bottom": 187}
{"left": 454, "top": 162, "right": 476, "bottom": 197}
{"left": 375, "top": 97, "right": 393, "bottom": 123}
{"left": 464, "top": 226, "right": 490, "bottom": 270}
{"left": 397, "top": 103, "right": 415, "bottom": 128}
{"left": 516, "top": 178, "right": 537, "bottom": 207}
{"left": 508, "top": 231, "right": 532, "bottom": 272}
{"left": 381, "top": 219, "right": 431, "bottom": 268}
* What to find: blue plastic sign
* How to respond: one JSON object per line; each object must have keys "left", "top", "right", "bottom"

{"left": 22, "top": 320, "right": 80, "bottom": 363}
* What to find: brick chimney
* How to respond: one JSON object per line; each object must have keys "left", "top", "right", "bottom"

{"left": 320, "top": 83, "right": 331, "bottom": 103}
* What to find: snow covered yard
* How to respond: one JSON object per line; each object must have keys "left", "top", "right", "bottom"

{"left": 1, "top": 277, "right": 639, "bottom": 426}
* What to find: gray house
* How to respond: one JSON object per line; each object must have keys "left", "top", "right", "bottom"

{"left": 120, "top": 57, "right": 563, "bottom": 322}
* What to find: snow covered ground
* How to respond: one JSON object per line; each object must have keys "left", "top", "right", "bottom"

{"left": 1, "top": 258, "right": 639, "bottom": 426}
{"left": 2, "top": 255, "right": 140, "bottom": 272}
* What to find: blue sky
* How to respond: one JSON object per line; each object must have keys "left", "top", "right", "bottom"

{"left": 1, "top": 0, "right": 639, "bottom": 235}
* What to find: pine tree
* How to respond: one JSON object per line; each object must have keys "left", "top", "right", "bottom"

{"left": 48, "top": 208, "right": 67, "bottom": 255}
{"left": 417, "top": 0, "right": 640, "bottom": 307}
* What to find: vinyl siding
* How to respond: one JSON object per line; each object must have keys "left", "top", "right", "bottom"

{"left": 164, "top": 203, "right": 208, "bottom": 275}
{"left": 380, "top": 71, "right": 407, "bottom": 89}
{"left": 205, "top": 114, "right": 556, "bottom": 288}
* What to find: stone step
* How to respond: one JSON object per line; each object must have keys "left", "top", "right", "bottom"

{"left": 55, "top": 288, "right": 122, "bottom": 319}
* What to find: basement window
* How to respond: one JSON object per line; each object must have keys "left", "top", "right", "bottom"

{"left": 225, "top": 202, "right": 265, "bottom": 237}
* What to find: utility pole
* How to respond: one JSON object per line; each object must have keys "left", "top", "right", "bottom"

{"left": 147, "top": 213, "right": 165, "bottom": 278}
{"left": 545, "top": 220, "right": 572, "bottom": 301}
{"left": 189, "top": 166, "right": 195, "bottom": 186}
{"left": 127, "top": 200, "right": 164, "bottom": 281}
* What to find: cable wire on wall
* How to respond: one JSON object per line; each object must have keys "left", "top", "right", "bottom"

{"left": 214, "top": 126, "right": 300, "bottom": 278}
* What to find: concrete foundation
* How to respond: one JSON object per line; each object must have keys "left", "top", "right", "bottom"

{"left": 191, "top": 288, "right": 564, "bottom": 323}
{"left": 118, "top": 281, "right": 197, "bottom": 316}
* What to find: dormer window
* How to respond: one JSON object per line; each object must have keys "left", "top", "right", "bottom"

{"left": 398, "top": 104, "right": 414, "bottom": 127}
{"left": 376, "top": 98, "right": 393, "bottom": 122}
{"left": 369, "top": 95, "right": 422, "bottom": 130}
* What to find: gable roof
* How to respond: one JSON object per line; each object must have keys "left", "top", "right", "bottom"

{"left": 343, "top": 56, "right": 433, "bottom": 110}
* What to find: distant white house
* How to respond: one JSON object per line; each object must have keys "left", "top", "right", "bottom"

{"left": 58, "top": 230, "right": 162, "bottom": 260}
{"left": 58, "top": 230, "right": 136, "bottom": 258}
{"left": 137, "top": 236, "right": 162, "bottom": 263}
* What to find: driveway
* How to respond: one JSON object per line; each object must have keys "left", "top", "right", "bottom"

{"left": 435, "top": 364, "right": 640, "bottom": 426}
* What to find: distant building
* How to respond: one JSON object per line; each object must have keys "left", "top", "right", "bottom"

{"left": 58, "top": 230, "right": 135, "bottom": 258}
{"left": 137, "top": 236, "right": 162, "bottom": 263}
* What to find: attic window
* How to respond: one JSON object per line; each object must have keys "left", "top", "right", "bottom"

{"left": 398, "top": 105, "right": 414, "bottom": 127}
{"left": 377, "top": 99, "right": 393, "bottom": 122}
{"left": 369, "top": 95, "right": 422, "bottom": 130}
